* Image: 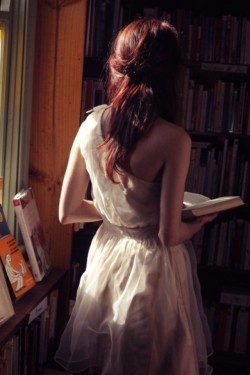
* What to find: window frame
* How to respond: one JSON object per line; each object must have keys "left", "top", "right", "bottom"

{"left": 0, "top": 13, "right": 10, "bottom": 185}
{"left": 0, "top": 0, "right": 37, "bottom": 236}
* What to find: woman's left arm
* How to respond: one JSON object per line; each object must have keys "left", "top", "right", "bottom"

{"left": 59, "top": 133, "right": 102, "bottom": 225}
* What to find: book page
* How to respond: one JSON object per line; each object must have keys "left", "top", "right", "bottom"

{"left": 185, "top": 196, "right": 241, "bottom": 210}
{"left": 183, "top": 192, "right": 210, "bottom": 207}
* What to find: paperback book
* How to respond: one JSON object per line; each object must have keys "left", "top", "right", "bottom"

{"left": 0, "top": 260, "right": 15, "bottom": 326}
{"left": 13, "top": 188, "right": 51, "bottom": 282}
{"left": 182, "top": 192, "right": 244, "bottom": 220}
{"left": 0, "top": 234, "right": 36, "bottom": 299}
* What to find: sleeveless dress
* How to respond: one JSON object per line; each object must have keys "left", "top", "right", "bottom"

{"left": 54, "top": 105, "right": 213, "bottom": 375}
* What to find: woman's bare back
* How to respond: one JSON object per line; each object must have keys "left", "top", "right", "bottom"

{"left": 101, "top": 106, "right": 191, "bottom": 184}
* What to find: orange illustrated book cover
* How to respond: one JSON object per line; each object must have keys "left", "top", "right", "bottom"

{"left": 0, "top": 234, "right": 36, "bottom": 299}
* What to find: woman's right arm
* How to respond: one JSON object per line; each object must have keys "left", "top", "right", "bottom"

{"left": 59, "top": 130, "right": 102, "bottom": 225}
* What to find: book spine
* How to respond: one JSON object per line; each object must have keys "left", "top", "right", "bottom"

{"left": 223, "top": 305, "right": 234, "bottom": 352}
{"left": 233, "top": 307, "right": 249, "bottom": 354}
{"left": 45, "top": 289, "right": 59, "bottom": 362}
{"left": 216, "top": 289, "right": 250, "bottom": 353}
{"left": 38, "top": 309, "right": 49, "bottom": 365}
{"left": 28, "top": 296, "right": 48, "bottom": 324}
{"left": 215, "top": 220, "right": 228, "bottom": 267}
{"left": 206, "top": 222, "right": 219, "bottom": 266}
{"left": 242, "top": 222, "right": 250, "bottom": 271}
{"left": 214, "top": 305, "right": 229, "bottom": 352}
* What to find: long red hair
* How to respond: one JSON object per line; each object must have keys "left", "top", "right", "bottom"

{"left": 101, "top": 18, "right": 181, "bottom": 182}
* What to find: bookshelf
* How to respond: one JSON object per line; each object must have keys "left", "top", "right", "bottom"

{"left": 0, "top": 268, "right": 69, "bottom": 372}
{"left": 0, "top": 268, "right": 68, "bottom": 347}
{"left": 75, "top": 1, "right": 250, "bottom": 374}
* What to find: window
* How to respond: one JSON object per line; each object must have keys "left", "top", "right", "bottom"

{"left": 0, "top": 0, "right": 37, "bottom": 235}
{"left": 0, "top": 14, "right": 8, "bottom": 178}
{"left": 0, "top": 4, "right": 10, "bottom": 207}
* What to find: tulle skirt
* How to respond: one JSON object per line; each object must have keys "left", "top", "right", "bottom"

{"left": 54, "top": 222, "right": 213, "bottom": 374}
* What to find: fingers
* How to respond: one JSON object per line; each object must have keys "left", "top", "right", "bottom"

{"left": 199, "top": 213, "right": 218, "bottom": 224}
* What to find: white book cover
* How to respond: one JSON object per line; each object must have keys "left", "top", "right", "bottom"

{"left": 13, "top": 188, "right": 51, "bottom": 282}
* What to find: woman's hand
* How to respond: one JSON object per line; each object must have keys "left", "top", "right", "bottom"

{"left": 195, "top": 212, "right": 218, "bottom": 225}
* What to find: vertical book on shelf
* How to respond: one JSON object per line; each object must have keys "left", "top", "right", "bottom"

{"left": 13, "top": 188, "right": 51, "bottom": 282}
{"left": 0, "top": 261, "right": 14, "bottom": 327}
{"left": 0, "top": 203, "right": 36, "bottom": 300}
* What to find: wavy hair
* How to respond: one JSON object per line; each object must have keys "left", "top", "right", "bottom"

{"left": 101, "top": 18, "right": 181, "bottom": 182}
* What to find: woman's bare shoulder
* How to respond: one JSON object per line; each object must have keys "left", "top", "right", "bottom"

{"left": 152, "top": 117, "right": 191, "bottom": 151}
{"left": 155, "top": 116, "right": 190, "bottom": 136}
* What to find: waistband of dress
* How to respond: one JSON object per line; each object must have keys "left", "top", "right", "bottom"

{"left": 102, "top": 219, "right": 158, "bottom": 240}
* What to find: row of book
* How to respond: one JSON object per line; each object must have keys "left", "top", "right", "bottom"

{"left": 80, "top": 79, "right": 105, "bottom": 122}
{"left": 85, "top": 0, "right": 121, "bottom": 58}
{"left": 85, "top": 2, "right": 250, "bottom": 66}
{"left": 81, "top": 74, "right": 250, "bottom": 137}
{"left": 144, "top": 8, "right": 250, "bottom": 66}
{"left": 178, "top": 67, "right": 250, "bottom": 135}
{"left": 205, "top": 288, "right": 250, "bottom": 355}
{"left": 193, "top": 217, "right": 250, "bottom": 271}
{"left": 186, "top": 139, "right": 250, "bottom": 202}
{"left": 0, "top": 291, "right": 58, "bottom": 375}
{"left": 0, "top": 188, "right": 51, "bottom": 327}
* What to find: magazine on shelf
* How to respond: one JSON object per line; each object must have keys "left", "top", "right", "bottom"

{"left": 13, "top": 188, "right": 51, "bottom": 282}
{"left": 0, "top": 260, "right": 15, "bottom": 326}
{"left": 182, "top": 192, "right": 245, "bottom": 220}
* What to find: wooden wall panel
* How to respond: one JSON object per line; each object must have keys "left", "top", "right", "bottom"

{"left": 29, "top": 0, "right": 87, "bottom": 269}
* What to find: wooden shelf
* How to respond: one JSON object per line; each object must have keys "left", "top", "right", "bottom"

{"left": 209, "top": 352, "right": 250, "bottom": 371}
{"left": 198, "top": 266, "right": 250, "bottom": 282}
{"left": 198, "top": 266, "right": 250, "bottom": 299}
{"left": 0, "top": 267, "right": 68, "bottom": 348}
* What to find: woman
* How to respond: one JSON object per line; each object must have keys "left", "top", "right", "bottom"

{"left": 55, "top": 18, "right": 216, "bottom": 374}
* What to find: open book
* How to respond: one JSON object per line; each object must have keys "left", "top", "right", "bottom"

{"left": 182, "top": 192, "right": 245, "bottom": 220}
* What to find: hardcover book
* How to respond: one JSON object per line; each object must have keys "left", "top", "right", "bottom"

{"left": 182, "top": 192, "right": 244, "bottom": 220}
{"left": 13, "top": 188, "right": 51, "bottom": 282}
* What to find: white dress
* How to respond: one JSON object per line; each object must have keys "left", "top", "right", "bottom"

{"left": 54, "top": 105, "right": 213, "bottom": 375}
